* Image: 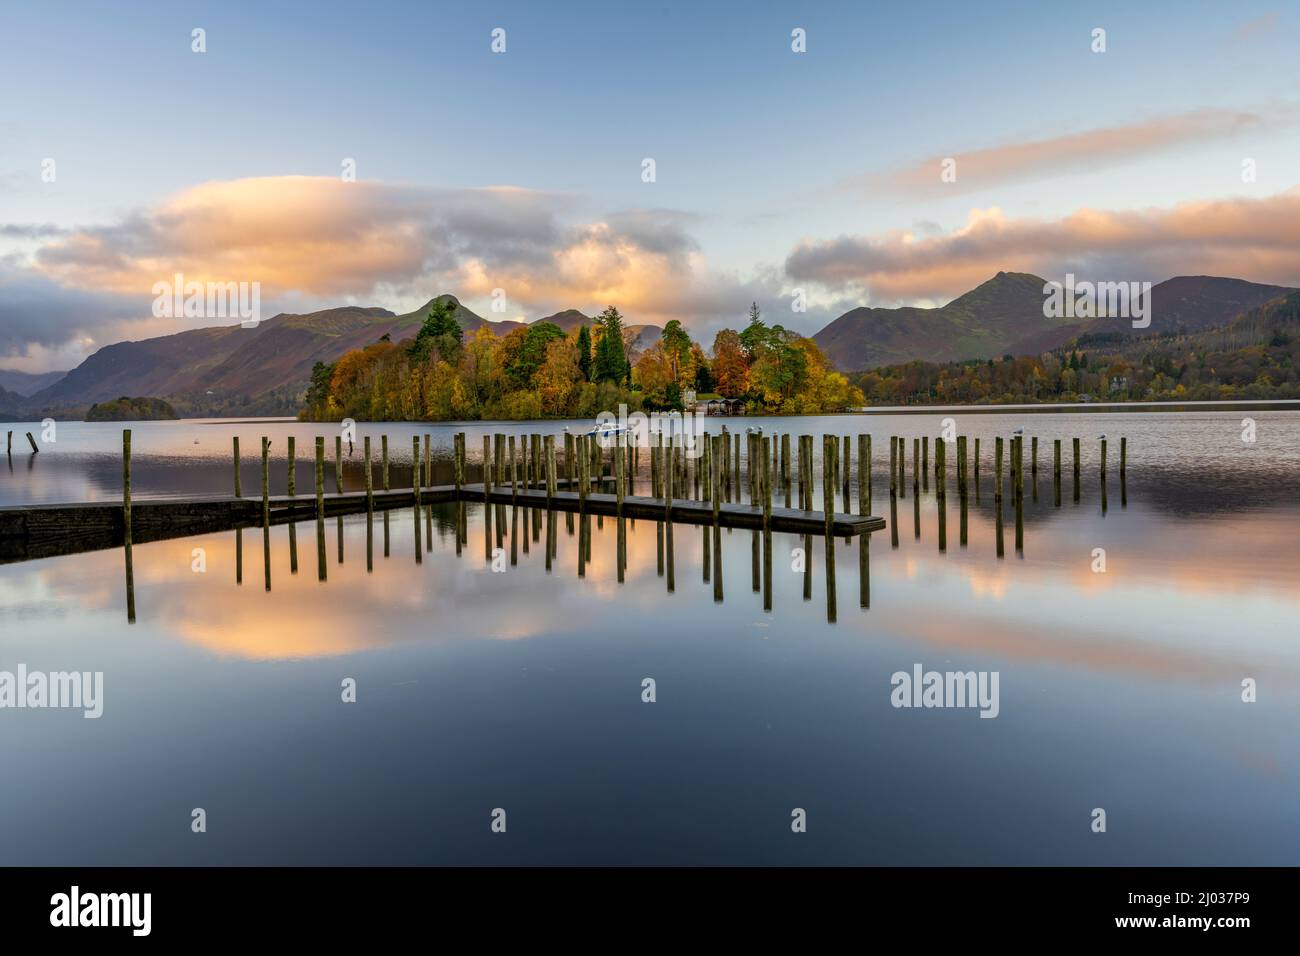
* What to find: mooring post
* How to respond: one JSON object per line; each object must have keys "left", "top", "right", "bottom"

{"left": 822, "top": 435, "right": 835, "bottom": 537}
{"left": 381, "top": 436, "right": 389, "bottom": 492}
{"left": 232, "top": 436, "right": 242, "bottom": 497}
{"left": 936, "top": 437, "right": 946, "bottom": 498}
{"left": 364, "top": 436, "right": 373, "bottom": 517}
{"left": 315, "top": 437, "right": 325, "bottom": 518}
{"left": 1031, "top": 436, "right": 1038, "bottom": 476}
{"left": 711, "top": 435, "right": 722, "bottom": 523}
{"left": 615, "top": 434, "right": 625, "bottom": 514}
{"left": 335, "top": 436, "right": 343, "bottom": 494}
{"left": 956, "top": 435, "right": 966, "bottom": 496}
{"left": 26, "top": 432, "right": 38, "bottom": 453}
{"left": 922, "top": 436, "right": 929, "bottom": 490}
{"left": 974, "top": 437, "right": 981, "bottom": 481}
{"left": 664, "top": 436, "right": 674, "bottom": 521}
{"left": 858, "top": 434, "right": 869, "bottom": 516}
{"left": 6, "top": 430, "right": 11, "bottom": 455}
{"left": 761, "top": 436, "right": 772, "bottom": 527}
{"left": 261, "top": 437, "right": 270, "bottom": 527}
{"left": 454, "top": 432, "right": 464, "bottom": 492}
{"left": 286, "top": 436, "right": 296, "bottom": 499}
{"left": 1073, "top": 436, "right": 1081, "bottom": 494}
{"left": 122, "top": 428, "right": 132, "bottom": 545}
{"left": 995, "top": 436, "right": 1004, "bottom": 502}
{"left": 411, "top": 436, "right": 422, "bottom": 509}
{"left": 545, "top": 435, "right": 556, "bottom": 501}
{"left": 1120, "top": 436, "right": 1127, "bottom": 477}
{"left": 1054, "top": 438, "right": 1061, "bottom": 482}
{"left": 1015, "top": 436, "right": 1023, "bottom": 501}
{"left": 1100, "top": 437, "right": 1108, "bottom": 480}
{"left": 509, "top": 435, "right": 518, "bottom": 500}
{"left": 481, "top": 435, "right": 491, "bottom": 496}
{"left": 911, "top": 437, "right": 919, "bottom": 494}
{"left": 889, "top": 437, "right": 897, "bottom": 497}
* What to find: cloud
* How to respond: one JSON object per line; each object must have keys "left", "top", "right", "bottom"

{"left": 8, "top": 176, "right": 777, "bottom": 364}
{"left": 785, "top": 188, "right": 1300, "bottom": 302}
{"left": 853, "top": 109, "right": 1278, "bottom": 199}
{"left": 0, "top": 260, "right": 139, "bottom": 359}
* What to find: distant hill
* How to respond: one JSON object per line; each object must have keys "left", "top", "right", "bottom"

{"left": 20, "top": 295, "right": 657, "bottom": 417}
{"left": 0, "top": 369, "right": 66, "bottom": 396}
{"left": 813, "top": 273, "right": 1297, "bottom": 372}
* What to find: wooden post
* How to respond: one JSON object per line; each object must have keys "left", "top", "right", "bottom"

{"left": 665, "top": 436, "right": 673, "bottom": 521}
{"left": 5, "top": 430, "right": 10, "bottom": 455}
{"left": 544, "top": 435, "right": 556, "bottom": 501}
{"left": 1073, "top": 436, "right": 1081, "bottom": 494}
{"left": 1120, "top": 436, "right": 1127, "bottom": 477}
{"left": 912, "top": 437, "right": 919, "bottom": 493}
{"left": 381, "top": 435, "right": 389, "bottom": 491}
{"left": 364, "top": 436, "right": 373, "bottom": 517}
{"left": 315, "top": 437, "right": 325, "bottom": 518}
{"left": 286, "top": 436, "right": 296, "bottom": 497}
{"left": 974, "top": 437, "right": 981, "bottom": 480}
{"left": 615, "top": 434, "right": 625, "bottom": 514}
{"left": 335, "top": 435, "right": 343, "bottom": 494}
{"left": 858, "top": 434, "right": 869, "bottom": 516}
{"left": 412, "top": 437, "right": 422, "bottom": 507}
{"left": 936, "top": 437, "right": 946, "bottom": 497}
{"left": 261, "top": 437, "right": 270, "bottom": 527}
{"left": 123, "top": 429, "right": 134, "bottom": 622}
{"left": 233, "top": 437, "right": 242, "bottom": 497}
{"left": 509, "top": 435, "right": 518, "bottom": 500}
{"left": 1031, "top": 436, "right": 1038, "bottom": 476}
{"left": 822, "top": 435, "right": 835, "bottom": 537}
{"left": 761, "top": 436, "right": 771, "bottom": 527}
{"left": 994, "top": 436, "right": 1004, "bottom": 502}
{"left": 956, "top": 435, "right": 967, "bottom": 496}
{"left": 711, "top": 435, "right": 722, "bottom": 523}
{"left": 578, "top": 435, "right": 588, "bottom": 505}
{"left": 922, "top": 436, "right": 929, "bottom": 488}
{"left": 122, "top": 429, "right": 132, "bottom": 544}
{"left": 454, "top": 432, "right": 464, "bottom": 492}
{"left": 889, "top": 437, "right": 897, "bottom": 497}
{"left": 483, "top": 436, "right": 492, "bottom": 496}
{"left": 1100, "top": 437, "right": 1108, "bottom": 480}
{"left": 26, "top": 432, "right": 39, "bottom": 453}
{"left": 1054, "top": 438, "right": 1061, "bottom": 482}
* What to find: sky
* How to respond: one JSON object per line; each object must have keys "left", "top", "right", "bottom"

{"left": 2, "top": 0, "right": 1299, "bottom": 372}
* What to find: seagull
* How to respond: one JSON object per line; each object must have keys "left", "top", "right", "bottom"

{"left": 1011, "top": 428, "right": 1023, "bottom": 436}
{"left": 1098, "top": 433, "right": 1107, "bottom": 440}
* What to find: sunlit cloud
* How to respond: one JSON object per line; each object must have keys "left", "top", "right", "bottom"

{"left": 785, "top": 188, "right": 1300, "bottom": 303}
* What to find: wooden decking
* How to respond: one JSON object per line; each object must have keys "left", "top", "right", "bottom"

{"left": 0, "top": 479, "right": 884, "bottom": 564}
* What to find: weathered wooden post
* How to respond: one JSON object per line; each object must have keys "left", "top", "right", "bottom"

{"left": 1120, "top": 436, "right": 1127, "bottom": 478}
{"left": 994, "top": 436, "right": 1004, "bottom": 503}
{"left": 5, "top": 430, "right": 10, "bottom": 455}
{"left": 936, "top": 437, "right": 946, "bottom": 497}
{"left": 364, "top": 435, "right": 373, "bottom": 517}
{"left": 283, "top": 436, "right": 295, "bottom": 499}
{"left": 315, "top": 437, "right": 325, "bottom": 518}
{"left": 1100, "top": 437, "right": 1108, "bottom": 480}
{"left": 858, "top": 434, "right": 869, "bottom": 516}
{"left": 544, "top": 435, "right": 556, "bottom": 501}
{"left": 509, "top": 436, "right": 518, "bottom": 500}
{"left": 233, "top": 437, "right": 242, "bottom": 497}
{"left": 822, "top": 435, "right": 834, "bottom": 537}
{"left": 1053, "top": 438, "right": 1061, "bottom": 483}
{"left": 123, "top": 429, "right": 134, "bottom": 622}
{"left": 956, "top": 435, "right": 967, "bottom": 496}
{"left": 454, "top": 432, "right": 464, "bottom": 493}
{"left": 26, "top": 432, "right": 38, "bottom": 453}
{"left": 912, "top": 437, "right": 919, "bottom": 494}
{"left": 578, "top": 435, "right": 588, "bottom": 505}
{"left": 482, "top": 435, "right": 492, "bottom": 496}
{"left": 1073, "top": 436, "right": 1081, "bottom": 500}
{"left": 412, "top": 436, "right": 422, "bottom": 508}
{"left": 615, "top": 434, "right": 625, "bottom": 514}
{"left": 922, "top": 436, "right": 929, "bottom": 490}
{"left": 889, "top": 437, "right": 897, "bottom": 497}
{"left": 1031, "top": 436, "right": 1038, "bottom": 476}
{"left": 261, "top": 437, "right": 270, "bottom": 528}
{"left": 664, "top": 435, "right": 674, "bottom": 521}
{"left": 761, "top": 436, "right": 772, "bottom": 528}
{"left": 974, "top": 437, "right": 981, "bottom": 481}
{"left": 335, "top": 435, "right": 343, "bottom": 494}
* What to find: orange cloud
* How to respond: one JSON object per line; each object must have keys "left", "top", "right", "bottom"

{"left": 786, "top": 188, "right": 1300, "bottom": 302}
{"left": 856, "top": 109, "right": 1279, "bottom": 199}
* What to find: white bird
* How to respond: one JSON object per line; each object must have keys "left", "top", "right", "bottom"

{"left": 1098, "top": 433, "right": 1107, "bottom": 440}
{"left": 1012, "top": 428, "right": 1023, "bottom": 436}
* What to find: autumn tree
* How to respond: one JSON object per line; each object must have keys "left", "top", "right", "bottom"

{"left": 711, "top": 328, "right": 750, "bottom": 398}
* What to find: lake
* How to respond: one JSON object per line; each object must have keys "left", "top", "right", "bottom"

{"left": 1, "top": 410, "right": 1297, "bottom": 864}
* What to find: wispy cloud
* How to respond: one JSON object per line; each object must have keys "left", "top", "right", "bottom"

{"left": 786, "top": 188, "right": 1300, "bottom": 302}
{"left": 850, "top": 109, "right": 1281, "bottom": 199}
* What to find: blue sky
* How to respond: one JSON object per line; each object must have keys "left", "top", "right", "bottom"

{"left": 2, "top": 0, "right": 1298, "bottom": 370}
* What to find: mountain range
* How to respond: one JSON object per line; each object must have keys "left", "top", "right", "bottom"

{"left": 811, "top": 273, "right": 1295, "bottom": 372}
{"left": 3, "top": 273, "right": 1294, "bottom": 419}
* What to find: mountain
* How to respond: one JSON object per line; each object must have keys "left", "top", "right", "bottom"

{"left": 813, "top": 273, "right": 1297, "bottom": 372}
{"left": 21, "top": 295, "right": 642, "bottom": 416}
{"left": 533, "top": 309, "right": 591, "bottom": 332}
{"left": 0, "top": 369, "right": 67, "bottom": 396}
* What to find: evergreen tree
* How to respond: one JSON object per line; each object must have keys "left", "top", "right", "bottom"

{"left": 409, "top": 298, "right": 464, "bottom": 364}
{"left": 593, "top": 306, "right": 628, "bottom": 384}
{"left": 576, "top": 325, "right": 593, "bottom": 381}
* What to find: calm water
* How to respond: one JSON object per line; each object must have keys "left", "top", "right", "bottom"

{"left": 1, "top": 411, "right": 1298, "bottom": 864}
